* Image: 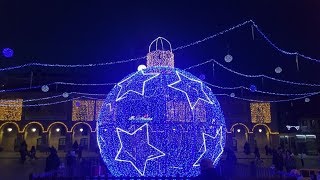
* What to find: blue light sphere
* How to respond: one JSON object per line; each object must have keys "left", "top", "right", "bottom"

{"left": 2, "top": 48, "right": 14, "bottom": 58}
{"left": 97, "top": 66, "right": 226, "bottom": 177}
{"left": 249, "top": 85, "right": 257, "bottom": 92}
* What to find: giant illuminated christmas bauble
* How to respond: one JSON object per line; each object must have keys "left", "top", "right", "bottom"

{"left": 97, "top": 37, "right": 226, "bottom": 177}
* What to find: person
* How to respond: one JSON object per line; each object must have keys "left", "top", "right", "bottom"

{"left": 244, "top": 142, "right": 251, "bottom": 155}
{"left": 19, "top": 141, "right": 28, "bottom": 164}
{"left": 265, "top": 145, "right": 269, "bottom": 156}
{"left": 299, "top": 152, "right": 305, "bottom": 168}
{"left": 45, "top": 147, "right": 60, "bottom": 172}
{"left": 66, "top": 150, "right": 77, "bottom": 176}
{"left": 195, "top": 158, "right": 224, "bottom": 180}
{"left": 78, "top": 146, "right": 83, "bottom": 160}
{"left": 72, "top": 141, "right": 79, "bottom": 152}
{"left": 254, "top": 146, "right": 260, "bottom": 160}
{"left": 29, "top": 146, "right": 37, "bottom": 160}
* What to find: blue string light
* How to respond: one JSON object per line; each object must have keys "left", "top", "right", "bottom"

{"left": 251, "top": 21, "right": 320, "bottom": 63}
{"left": 97, "top": 66, "right": 226, "bottom": 177}
{"left": 0, "top": 96, "right": 99, "bottom": 107}
{"left": 213, "top": 60, "right": 320, "bottom": 87}
{"left": 0, "top": 20, "right": 319, "bottom": 73}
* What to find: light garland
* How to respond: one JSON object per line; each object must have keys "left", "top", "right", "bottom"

{"left": 251, "top": 21, "right": 320, "bottom": 63}
{"left": 213, "top": 59, "right": 320, "bottom": 87}
{"left": 0, "top": 19, "right": 318, "bottom": 75}
{"left": 97, "top": 66, "right": 226, "bottom": 177}
{"left": 0, "top": 96, "right": 99, "bottom": 107}
{"left": 250, "top": 103, "right": 271, "bottom": 123}
{"left": 72, "top": 99, "right": 95, "bottom": 121}
{"left": 0, "top": 99, "right": 23, "bottom": 121}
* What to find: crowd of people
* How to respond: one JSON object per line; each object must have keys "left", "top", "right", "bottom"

{"left": 19, "top": 140, "right": 38, "bottom": 164}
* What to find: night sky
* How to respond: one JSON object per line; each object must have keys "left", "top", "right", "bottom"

{"left": 1, "top": 1, "right": 320, "bottom": 123}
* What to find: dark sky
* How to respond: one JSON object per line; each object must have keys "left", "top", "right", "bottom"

{"left": 1, "top": 1, "right": 320, "bottom": 120}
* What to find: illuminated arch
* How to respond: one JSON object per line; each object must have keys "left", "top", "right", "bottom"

{"left": 252, "top": 123, "right": 271, "bottom": 134}
{"left": 22, "top": 122, "right": 45, "bottom": 133}
{"left": 71, "top": 122, "right": 94, "bottom": 133}
{"left": 230, "top": 123, "right": 251, "bottom": 133}
{"left": 46, "top": 122, "right": 69, "bottom": 133}
{"left": 0, "top": 122, "right": 21, "bottom": 133}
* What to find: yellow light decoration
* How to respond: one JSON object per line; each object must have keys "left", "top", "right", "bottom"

{"left": 0, "top": 99, "right": 23, "bottom": 121}
{"left": 22, "top": 121, "right": 45, "bottom": 132}
{"left": 72, "top": 100, "right": 95, "bottom": 121}
{"left": 250, "top": 103, "right": 271, "bottom": 123}
{"left": 147, "top": 37, "right": 174, "bottom": 68}
{"left": 95, "top": 100, "right": 104, "bottom": 121}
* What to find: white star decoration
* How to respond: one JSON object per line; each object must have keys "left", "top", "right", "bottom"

{"left": 116, "top": 70, "right": 159, "bottom": 101}
{"left": 193, "top": 126, "right": 224, "bottom": 167}
{"left": 168, "top": 71, "right": 213, "bottom": 110}
{"left": 115, "top": 123, "right": 165, "bottom": 176}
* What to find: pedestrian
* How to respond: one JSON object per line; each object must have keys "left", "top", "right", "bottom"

{"left": 195, "top": 158, "right": 224, "bottom": 180}
{"left": 66, "top": 150, "right": 77, "bottom": 176}
{"left": 299, "top": 152, "right": 305, "bottom": 168}
{"left": 45, "top": 147, "right": 60, "bottom": 172}
{"left": 254, "top": 146, "right": 260, "bottom": 160}
{"left": 29, "top": 146, "right": 37, "bottom": 160}
{"left": 19, "top": 141, "right": 28, "bottom": 164}
{"left": 72, "top": 141, "right": 79, "bottom": 152}
{"left": 78, "top": 146, "right": 83, "bottom": 160}
{"left": 265, "top": 145, "right": 269, "bottom": 156}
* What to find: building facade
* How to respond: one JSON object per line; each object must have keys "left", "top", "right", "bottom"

{"left": 0, "top": 96, "right": 280, "bottom": 152}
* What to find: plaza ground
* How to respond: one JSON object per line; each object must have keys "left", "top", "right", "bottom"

{"left": 1, "top": 151, "right": 319, "bottom": 180}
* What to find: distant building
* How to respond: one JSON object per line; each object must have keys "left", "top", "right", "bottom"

{"left": 0, "top": 94, "right": 281, "bottom": 152}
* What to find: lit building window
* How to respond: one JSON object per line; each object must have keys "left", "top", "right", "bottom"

{"left": 0, "top": 99, "right": 23, "bottom": 121}
{"left": 72, "top": 100, "right": 95, "bottom": 121}
{"left": 250, "top": 103, "right": 271, "bottom": 123}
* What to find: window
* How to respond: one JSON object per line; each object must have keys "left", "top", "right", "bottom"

{"left": 59, "top": 138, "right": 66, "bottom": 146}
{"left": 80, "top": 138, "right": 88, "bottom": 146}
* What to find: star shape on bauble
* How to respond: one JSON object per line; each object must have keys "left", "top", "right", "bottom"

{"left": 168, "top": 71, "right": 213, "bottom": 110}
{"left": 115, "top": 123, "right": 165, "bottom": 176}
{"left": 116, "top": 70, "right": 160, "bottom": 101}
{"left": 193, "top": 126, "right": 224, "bottom": 167}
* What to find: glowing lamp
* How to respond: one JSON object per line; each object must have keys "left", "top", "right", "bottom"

{"left": 237, "top": 129, "right": 241, "bottom": 133}
{"left": 7, "top": 128, "right": 12, "bottom": 132}
{"left": 31, "top": 128, "right": 36, "bottom": 132}
{"left": 79, "top": 128, "right": 83, "bottom": 132}
{"left": 137, "top": 64, "right": 147, "bottom": 71}
{"left": 56, "top": 128, "right": 60, "bottom": 132}
{"left": 258, "top": 129, "right": 262, "bottom": 133}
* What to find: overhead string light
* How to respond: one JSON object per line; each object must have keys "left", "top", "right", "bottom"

{"left": 0, "top": 82, "right": 116, "bottom": 93}
{"left": 251, "top": 21, "right": 320, "bottom": 63}
{"left": 218, "top": 92, "right": 320, "bottom": 103}
{"left": 0, "top": 96, "right": 100, "bottom": 107}
{"left": 1, "top": 60, "right": 319, "bottom": 98}
{"left": 212, "top": 59, "right": 320, "bottom": 87}
{"left": 0, "top": 20, "right": 319, "bottom": 73}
